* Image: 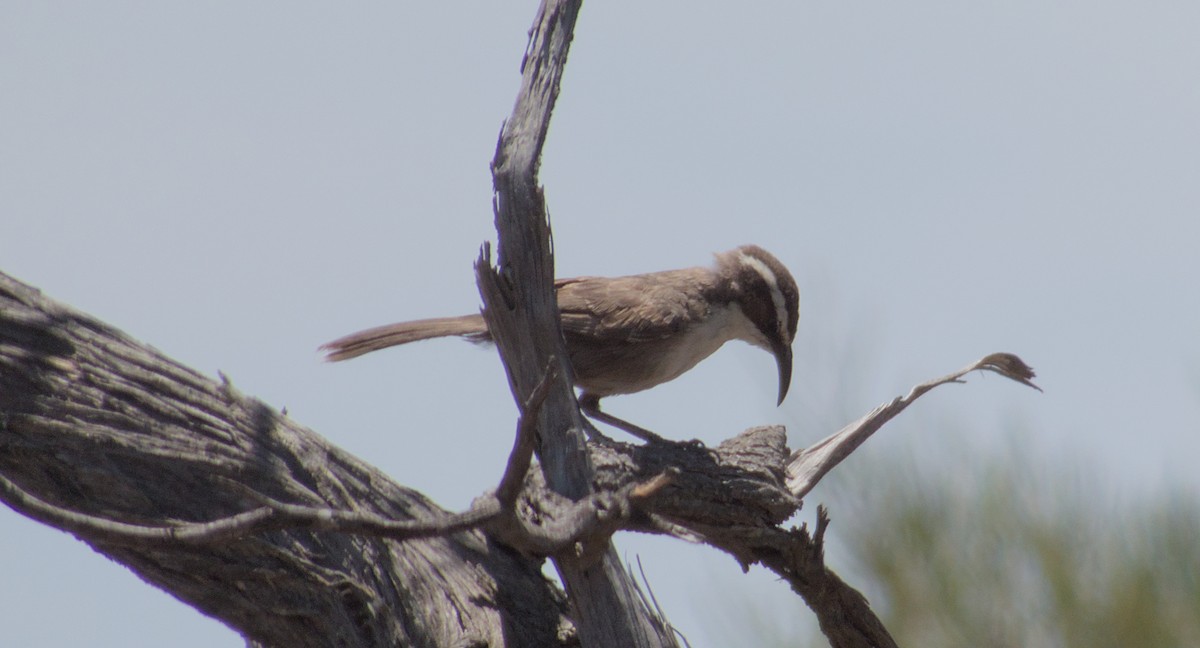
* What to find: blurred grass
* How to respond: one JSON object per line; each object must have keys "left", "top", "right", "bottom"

{"left": 820, "top": 439, "right": 1200, "bottom": 648}
{"left": 711, "top": 285, "right": 1199, "bottom": 647}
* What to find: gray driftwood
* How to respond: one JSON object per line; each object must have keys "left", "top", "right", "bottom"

{"left": 0, "top": 271, "right": 571, "bottom": 647}
{"left": 0, "top": 267, "right": 1038, "bottom": 646}
{"left": 0, "top": 0, "right": 1043, "bottom": 646}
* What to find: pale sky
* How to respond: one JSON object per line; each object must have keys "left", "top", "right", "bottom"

{"left": 3, "top": 2, "right": 1199, "bottom": 646}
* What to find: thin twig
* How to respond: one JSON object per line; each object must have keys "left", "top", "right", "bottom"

{"left": 0, "top": 359, "right": 640, "bottom": 554}
{"left": 497, "top": 359, "right": 557, "bottom": 507}
{"left": 786, "top": 352, "right": 1040, "bottom": 498}
{"left": 1, "top": 468, "right": 511, "bottom": 548}
{"left": 0, "top": 472, "right": 276, "bottom": 546}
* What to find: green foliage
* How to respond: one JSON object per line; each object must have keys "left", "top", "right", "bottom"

{"left": 825, "top": 443, "right": 1200, "bottom": 648}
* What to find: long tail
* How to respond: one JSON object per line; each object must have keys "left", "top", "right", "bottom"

{"left": 320, "top": 314, "right": 489, "bottom": 362}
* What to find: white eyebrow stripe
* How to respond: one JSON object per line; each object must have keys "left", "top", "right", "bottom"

{"left": 738, "top": 252, "right": 789, "bottom": 340}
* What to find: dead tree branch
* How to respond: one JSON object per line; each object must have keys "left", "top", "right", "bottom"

{"left": 0, "top": 272, "right": 574, "bottom": 648}
{"left": 1, "top": 266, "right": 1039, "bottom": 647}
{"left": 479, "top": 0, "right": 679, "bottom": 645}
{"left": 787, "top": 352, "right": 1040, "bottom": 498}
{"left": 0, "top": 0, "right": 1044, "bottom": 644}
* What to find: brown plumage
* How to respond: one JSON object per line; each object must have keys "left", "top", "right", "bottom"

{"left": 321, "top": 245, "right": 799, "bottom": 441}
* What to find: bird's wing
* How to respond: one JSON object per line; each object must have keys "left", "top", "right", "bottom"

{"left": 554, "top": 270, "right": 709, "bottom": 342}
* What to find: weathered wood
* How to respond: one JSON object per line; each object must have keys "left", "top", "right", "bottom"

{"left": 3, "top": 262, "right": 1032, "bottom": 647}
{"left": 786, "top": 353, "right": 1039, "bottom": 499}
{"left": 0, "top": 269, "right": 866, "bottom": 648}
{"left": 0, "top": 272, "right": 573, "bottom": 647}
{"left": 480, "top": 0, "right": 679, "bottom": 646}
{"left": 0, "top": 0, "right": 1044, "bottom": 642}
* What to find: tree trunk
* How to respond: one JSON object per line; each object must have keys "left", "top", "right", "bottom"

{"left": 0, "top": 271, "right": 572, "bottom": 646}
{"left": 0, "top": 1, "right": 1040, "bottom": 645}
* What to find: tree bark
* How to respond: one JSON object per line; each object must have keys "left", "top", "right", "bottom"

{"left": 0, "top": 272, "right": 572, "bottom": 647}
{"left": 480, "top": 0, "right": 677, "bottom": 645}
{"left": 0, "top": 0, "right": 1043, "bottom": 645}
{"left": 1, "top": 266, "right": 1034, "bottom": 647}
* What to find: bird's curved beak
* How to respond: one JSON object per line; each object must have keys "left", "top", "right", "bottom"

{"left": 774, "top": 343, "right": 793, "bottom": 406}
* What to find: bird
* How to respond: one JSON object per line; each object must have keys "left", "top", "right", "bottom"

{"left": 320, "top": 245, "right": 799, "bottom": 442}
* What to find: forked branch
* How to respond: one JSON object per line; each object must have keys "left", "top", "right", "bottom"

{"left": 787, "top": 352, "right": 1040, "bottom": 498}
{"left": 0, "top": 264, "right": 1039, "bottom": 648}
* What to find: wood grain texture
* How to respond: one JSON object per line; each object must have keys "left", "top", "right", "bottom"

{"left": 0, "top": 265, "right": 915, "bottom": 647}
{"left": 481, "top": 0, "right": 680, "bottom": 646}
{"left": 3, "top": 0, "right": 1044, "bottom": 643}
{"left": 0, "top": 272, "right": 573, "bottom": 648}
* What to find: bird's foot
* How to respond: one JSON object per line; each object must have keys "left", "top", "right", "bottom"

{"left": 578, "top": 403, "right": 707, "bottom": 449}
{"left": 577, "top": 393, "right": 709, "bottom": 447}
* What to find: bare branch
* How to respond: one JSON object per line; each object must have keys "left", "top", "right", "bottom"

{"left": 3, "top": 264, "right": 1031, "bottom": 648}
{"left": 497, "top": 360, "right": 558, "bottom": 507}
{"left": 1, "top": 472, "right": 276, "bottom": 546}
{"left": 0, "top": 0, "right": 1042, "bottom": 632}
{"left": 492, "top": 476, "right": 655, "bottom": 558}
{"left": 0, "top": 271, "right": 573, "bottom": 648}
{"left": 219, "top": 484, "right": 502, "bottom": 542}
{"left": 0, "top": 360, "right": 573, "bottom": 551}
{"left": 481, "top": 0, "right": 679, "bottom": 645}
{"left": 681, "top": 506, "right": 898, "bottom": 648}
{"left": 786, "top": 352, "right": 1041, "bottom": 498}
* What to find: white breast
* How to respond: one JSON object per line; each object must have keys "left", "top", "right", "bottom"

{"left": 570, "top": 302, "right": 773, "bottom": 398}
{"left": 650, "top": 303, "right": 768, "bottom": 386}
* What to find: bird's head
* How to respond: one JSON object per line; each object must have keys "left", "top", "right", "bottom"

{"left": 717, "top": 245, "right": 800, "bottom": 405}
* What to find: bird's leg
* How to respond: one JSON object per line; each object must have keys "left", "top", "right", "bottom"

{"left": 577, "top": 393, "right": 671, "bottom": 444}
